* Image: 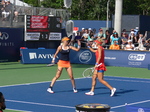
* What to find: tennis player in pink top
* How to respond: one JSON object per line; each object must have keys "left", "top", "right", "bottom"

{"left": 85, "top": 38, "right": 116, "bottom": 96}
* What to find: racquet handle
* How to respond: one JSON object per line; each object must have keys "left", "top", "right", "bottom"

{"left": 96, "top": 63, "right": 102, "bottom": 67}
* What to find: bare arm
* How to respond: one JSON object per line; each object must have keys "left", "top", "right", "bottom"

{"left": 144, "top": 31, "right": 147, "bottom": 39}
{"left": 86, "top": 42, "right": 97, "bottom": 52}
{"left": 134, "top": 36, "right": 137, "bottom": 42}
{"left": 52, "top": 46, "right": 61, "bottom": 63}
{"left": 96, "top": 47, "right": 102, "bottom": 64}
{"left": 70, "top": 40, "right": 81, "bottom": 51}
{"left": 88, "top": 47, "right": 97, "bottom": 52}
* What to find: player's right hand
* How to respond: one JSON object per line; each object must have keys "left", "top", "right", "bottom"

{"left": 52, "top": 60, "right": 55, "bottom": 64}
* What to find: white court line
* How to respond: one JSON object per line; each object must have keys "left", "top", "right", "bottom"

{"left": 6, "top": 99, "right": 75, "bottom": 109}
{"left": 105, "top": 78, "right": 150, "bottom": 83}
{"left": 0, "top": 76, "right": 150, "bottom": 88}
{"left": 111, "top": 99, "right": 150, "bottom": 109}
{"left": 106, "top": 75, "right": 150, "bottom": 80}
{"left": 6, "top": 99, "right": 150, "bottom": 110}
{"left": 0, "top": 77, "right": 84, "bottom": 88}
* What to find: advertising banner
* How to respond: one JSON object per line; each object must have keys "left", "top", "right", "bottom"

{"left": 21, "top": 49, "right": 59, "bottom": 64}
{"left": 0, "top": 28, "right": 24, "bottom": 62}
{"left": 20, "top": 49, "right": 150, "bottom": 68}
{"left": 105, "top": 50, "right": 150, "bottom": 68}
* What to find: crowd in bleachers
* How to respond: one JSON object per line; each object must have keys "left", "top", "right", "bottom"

{"left": 70, "top": 27, "right": 150, "bottom": 51}
{"left": 0, "top": 0, "right": 19, "bottom": 22}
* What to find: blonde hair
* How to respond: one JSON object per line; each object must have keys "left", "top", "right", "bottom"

{"left": 96, "top": 38, "right": 104, "bottom": 43}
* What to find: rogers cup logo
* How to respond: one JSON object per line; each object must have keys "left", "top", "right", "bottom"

{"left": 79, "top": 50, "right": 92, "bottom": 63}
{"left": 128, "top": 53, "right": 146, "bottom": 61}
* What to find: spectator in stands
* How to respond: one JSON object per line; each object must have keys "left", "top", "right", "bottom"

{"left": 13, "top": 6, "right": 21, "bottom": 22}
{"left": 136, "top": 31, "right": 140, "bottom": 44}
{"left": 81, "top": 28, "right": 89, "bottom": 47}
{"left": 0, "top": 32, "right": 2, "bottom": 37}
{"left": 97, "top": 28, "right": 106, "bottom": 46}
{"left": 138, "top": 34, "right": 146, "bottom": 45}
{"left": 110, "top": 30, "right": 117, "bottom": 39}
{"left": 109, "top": 40, "right": 120, "bottom": 50}
{"left": 105, "top": 30, "right": 111, "bottom": 46}
{"left": 110, "top": 32, "right": 121, "bottom": 45}
{"left": 88, "top": 31, "right": 95, "bottom": 41}
{"left": 88, "top": 28, "right": 92, "bottom": 34}
{"left": 1, "top": 0, "right": 12, "bottom": 21}
{"left": 93, "top": 28, "right": 96, "bottom": 35}
{"left": 137, "top": 34, "right": 146, "bottom": 51}
{"left": 125, "top": 40, "right": 135, "bottom": 50}
{"left": 0, "top": 92, "right": 6, "bottom": 112}
{"left": 134, "top": 27, "right": 139, "bottom": 36}
{"left": 80, "top": 28, "right": 85, "bottom": 37}
{"left": 87, "top": 38, "right": 93, "bottom": 46}
{"left": 1, "top": 0, "right": 5, "bottom": 19}
{"left": 121, "top": 29, "right": 128, "bottom": 38}
{"left": 97, "top": 28, "right": 106, "bottom": 40}
{"left": 87, "top": 38, "right": 97, "bottom": 49}
{"left": 128, "top": 29, "right": 135, "bottom": 37}
{"left": 128, "top": 31, "right": 138, "bottom": 45}
{"left": 72, "top": 31, "right": 81, "bottom": 48}
{"left": 144, "top": 39, "right": 150, "bottom": 51}
{"left": 121, "top": 33, "right": 128, "bottom": 49}
{"left": 82, "top": 28, "right": 89, "bottom": 41}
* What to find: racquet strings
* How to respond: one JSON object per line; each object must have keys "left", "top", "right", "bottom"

{"left": 83, "top": 68, "right": 94, "bottom": 77}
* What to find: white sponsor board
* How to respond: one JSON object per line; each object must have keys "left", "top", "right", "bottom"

{"left": 49, "top": 32, "right": 61, "bottom": 40}
{"left": 128, "top": 53, "right": 146, "bottom": 61}
{"left": 26, "top": 32, "right": 40, "bottom": 40}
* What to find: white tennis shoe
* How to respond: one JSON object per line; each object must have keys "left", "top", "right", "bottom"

{"left": 110, "top": 88, "right": 116, "bottom": 97}
{"left": 73, "top": 88, "right": 78, "bottom": 93}
{"left": 85, "top": 91, "right": 94, "bottom": 96}
{"left": 47, "top": 88, "right": 54, "bottom": 93}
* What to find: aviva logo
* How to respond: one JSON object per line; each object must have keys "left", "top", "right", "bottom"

{"left": 29, "top": 52, "right": 58, "bottom": 59}
{"left": 29, "top": 53, "right": 37, "bottom": 59}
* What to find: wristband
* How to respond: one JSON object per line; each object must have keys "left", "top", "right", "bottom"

{"left": 87, "top": 46, "right": 91, "bottom": 48}
{"left": 95, "top": 63, "right": 98, "bottom": 65}
{"left": 78, "top": 45, "right": 81, "bottom": 49}
{"left": 52, "top": 58, "right": 55, "bottom": 61}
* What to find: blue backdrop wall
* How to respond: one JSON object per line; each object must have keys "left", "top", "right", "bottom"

{"left": 20, "top": 49, "right": 150, "bottom": 68}
{"left": 73, "top": 20, "right": 112, "bottom": 32}
{"left": 0, "top": 28, "right": 24, "bottom": 62}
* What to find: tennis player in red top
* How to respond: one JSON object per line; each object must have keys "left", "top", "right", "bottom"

{"left": 85, "top": 38, "right": 116, "bottom": 96}
{"left": 47, "top": 37, "right": 81, "bottom": 93}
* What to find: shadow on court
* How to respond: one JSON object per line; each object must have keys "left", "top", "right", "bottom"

{"left": 72, "top": 64, "right": 93, "bottom": 68}
{"left": 0, "top": 62, "right": 20, "bottom": 65}
{"left": 0, "top": 65, "right": 48, "bottom": 70}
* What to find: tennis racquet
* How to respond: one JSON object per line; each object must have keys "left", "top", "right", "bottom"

{"left": 82, "top": 63, "right": 102, "bottom": 78}
{"left": 66, "top": 20, "right": 74, "bottom": 37}
{"left": 46, "top": 63, "right": 55, "bottom": 67}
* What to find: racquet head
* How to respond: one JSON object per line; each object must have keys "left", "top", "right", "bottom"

{"left": 66, "top": 20, "right": 74, "bottom": 37}
{"left": 82, "top": 67, "right": 94, "bottom": 78}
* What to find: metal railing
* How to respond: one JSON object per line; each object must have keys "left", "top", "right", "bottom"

{"left": 0, "top": 4, "right": 70, "bottom": 28}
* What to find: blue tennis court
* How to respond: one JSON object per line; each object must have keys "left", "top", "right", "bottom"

{"left": 0, "top": 76, "right": 150, "bottom": 112}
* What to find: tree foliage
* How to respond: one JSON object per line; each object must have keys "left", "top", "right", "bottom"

{"left": 23, "top": 0, "right": 150, "bottom": 20}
